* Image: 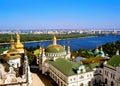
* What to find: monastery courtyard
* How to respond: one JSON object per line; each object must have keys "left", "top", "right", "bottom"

{"left": 31, "top": 67, "right": 58, "bottom": 86}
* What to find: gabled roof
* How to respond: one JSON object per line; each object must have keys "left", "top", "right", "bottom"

{"left": 107, "top": 55, "right": 120, "bottom": 67}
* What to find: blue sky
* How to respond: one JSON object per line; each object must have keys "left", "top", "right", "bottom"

{"left": 0, "top": 0, "right": 120, "bottom": 30}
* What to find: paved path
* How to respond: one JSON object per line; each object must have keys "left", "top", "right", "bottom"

{"left": 31, "top": 73, "right": 45, "bottom": 86}
{"left": 30, "top": 68, "right": 58, "bottom": 86}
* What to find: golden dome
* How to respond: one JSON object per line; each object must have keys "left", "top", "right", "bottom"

{"left": 15, "top": 42, "right": 24, "bottom": 48}
{"left": 7, "top": 48, "right": 21, "bottom": 59}
{"left": 53, "top": 35, "right": 57, "bottom": 45}
{"left": 6, "top": 32, "right": 21, "bottom": 59}
{"left": 15, "top": 32, "right": 24, "bottom": 51}
{"left": 46, "top": 44, "right": 65, "bottom": 53}
{"left": 46, "top": 35, "right": 65, "bottom": 53}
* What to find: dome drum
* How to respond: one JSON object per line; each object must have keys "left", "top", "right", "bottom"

{"left": 46, "top": 52, "right": 66, "bottom": 57}
{"left": 41, "top": 35, "right": 70, "bottom": 60}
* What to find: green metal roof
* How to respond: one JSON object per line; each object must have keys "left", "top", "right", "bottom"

{"left": 107, "top": 55, "right": 120, "bottom": 67}
{"left": 46, "top": 58, "right": 94, "bottom": 76}
{"left": 99, "top": 51, "right": 104, "bottom": 54}
{"left": 87, "top": 51, "right": 94, "bottom": 55}
{"left": 89, "top": 62, "right": 100, "bottom": 68}
{"left": 46, "top": 58, "right": 79, "bottom": 76}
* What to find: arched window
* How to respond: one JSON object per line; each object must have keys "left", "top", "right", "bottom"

{"left": 53, "top": 74, "right": 54, "bottom": 78}
{"left": 111, "top": 81, "right": 114, "bottom": 86}
{"left": 81, "top": 69, "right": 83, "bottom": 72}
{"left": 58, "top": 79, "right": 60, "bottom": 84}
{"left": 61, "top": 81, "right": 63, "bottom": 86}
{"left": 94, "top": 79, "right": 96, "bottom": 84}
{"left": 105, "top": 78, "right": 107, "bottom": 84}
{"left": 88, "top": 81, "right": 91, "bottom": 86}
{"left": 17, "top": 63, "right": 19, "bottom": 67}
{"left": 80, "top": 83, "right": 83, "bottom": 86}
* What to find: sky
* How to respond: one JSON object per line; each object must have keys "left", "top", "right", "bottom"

{"left": 0, "top": 0, "right": 120, "bottom": 30}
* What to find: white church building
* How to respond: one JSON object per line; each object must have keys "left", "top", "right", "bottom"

{"left": 0, "top": 32, "right": 32, "bottom": 86}
{"left": 38, "top": 35, "right": 120, "bottom": 86}
{"left": 94, "top": 55, "right": 120, "bottom": 86}
{"left": 39, "top": 35, "right": 96, "bottom": 86}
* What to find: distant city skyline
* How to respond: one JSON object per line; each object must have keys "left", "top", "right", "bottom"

{"left": 0, "top": 0, "right": 120, "bottom": 30}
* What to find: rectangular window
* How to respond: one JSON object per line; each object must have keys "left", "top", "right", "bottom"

{"left": 113, "top": 74, "right": 115, "bottom": 79}
{"left": 87, "top": 75, "right": 89, "bottom": 77}
{"left": 111, "top": 73, "right": 112, "bottom": 78}
{"left": 107, "top": 71, "right": 109, "bottom": 76}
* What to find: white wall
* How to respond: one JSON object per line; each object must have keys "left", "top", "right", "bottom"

{"left": 7, "top": 58, "right": 21, "bottom": 68}
{"left": 68, "top": 72, "right": 94, "bottom": 86}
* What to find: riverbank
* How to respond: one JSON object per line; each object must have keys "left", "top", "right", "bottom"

{"left": 0, "top": 35, "right": 98, "bottom": 45}
{"left": 0, "top": 34, "right": 101, "bottom": 44}
{"left": 1, "top": 35, "right": 120, "bottom": 52}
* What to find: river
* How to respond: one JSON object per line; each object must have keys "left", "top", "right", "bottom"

{"left": 1, "top": 35, "right": 120, "bottom": 51}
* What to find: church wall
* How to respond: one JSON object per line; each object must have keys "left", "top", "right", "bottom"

{"left": 92, "top": 64, "right": 120, "bottom": 86}
{"left": 116, "top": 66, "right": 120, "bottom": 85}
{"left": 49, "top": 64, "right": 68, "bottom": 82}
{"left": 45, "top": 52, "right": 66, "bottom": 57}
{"left": 7, "top": 58, "right": 21, "bottom": 68}
{"left": 103, "top": 66, "right": 116, "bottom": 86}
{"left": 68, "top": 71, "right": 94, "bottom": 86}
{"left": 93, "top": 67, "right": 103, "bottom": 84}
{"left": 0, "top": 32, "right": 32, "bottom": 86}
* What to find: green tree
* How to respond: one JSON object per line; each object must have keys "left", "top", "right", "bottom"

{"left": 27, "top": 51, "right": 36, "bottom": 64}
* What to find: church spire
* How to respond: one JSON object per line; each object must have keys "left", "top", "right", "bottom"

{"left": 95, "top": 46, "right": 99, "bottom": 53}
{"left": 63, "top": 44, "right": 65, "bottom": 50}
{"left": 16, "top": 30, "right": 20, "bottom": 43}
{"left": 68, "top": 41, "right": 70, "bottom": 54}
{"left": 116, "top": 50, "right": 119, "bottom": 55}
{"left": 41, "top": 45, "right": 46, "bottom": 62}
{"left": 53, "top": 34, "right": 57, "bottom": 45}
{"left": 39, "top": 43, "right": 42, "bottom": 57}
{"left": 10, "top": 32, "right": 15, "bottom": 49}
{"left": 100, "top": 46, "right": 103, "bottom": 51}
{"left": 39, "top": 43, "right": 42, "bottom": 51}
{"left": 42, "top": 45, "right": 45, "bottom": 55}
{"left": 15, "top": 30, "right": 24, "bottom": 52}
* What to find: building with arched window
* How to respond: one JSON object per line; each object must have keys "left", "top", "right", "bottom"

{"left": 0, "top": 32, "right": 32, "bottom": 86}
{"left": 95, "top": 55, "right": 120, "bottom": 86}
{"left": 39, "top": 35, "right": 96, "bottom": 86}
